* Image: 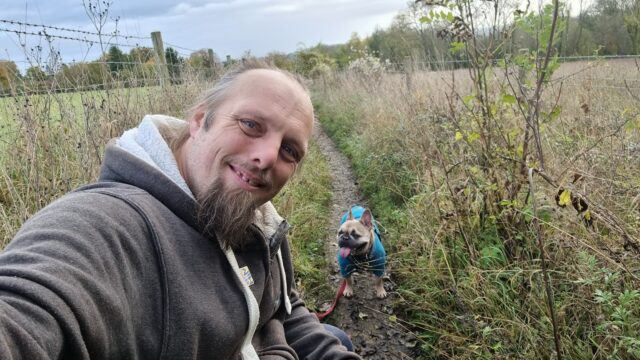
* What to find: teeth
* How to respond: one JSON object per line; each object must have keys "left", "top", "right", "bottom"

{"left": 235, "top": 168, "right": 259, "bottom": 187}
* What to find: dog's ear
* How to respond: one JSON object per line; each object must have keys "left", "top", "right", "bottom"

{"left": 360, "top": 209, "right": 373, "bottom": 229}
{"left": 347, "top": 209, "right": 354, "bottom": 221}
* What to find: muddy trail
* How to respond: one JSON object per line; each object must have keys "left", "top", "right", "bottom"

{"left": 312, "top": 127, "right": 422, "bottom": 359}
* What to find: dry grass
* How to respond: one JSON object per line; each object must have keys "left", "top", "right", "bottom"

{"left": 0, "top": 71, "right": 211, "bottom": 246}
{"left": 314, "top": 59, "right": 640, "bottom": 358}
{"left": 0, "top": 66, "right": 336, "bottom": 313}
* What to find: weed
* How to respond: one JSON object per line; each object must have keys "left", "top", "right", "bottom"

{"left": 314, "top": 55, "right": 640, "bottom": 358}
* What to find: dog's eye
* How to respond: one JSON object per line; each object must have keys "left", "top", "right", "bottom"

{"left": 350, "top": 230, "right": 360, "bottom": 239}
{"left": 338, "top": 230, "right": 344, "bottom": 235}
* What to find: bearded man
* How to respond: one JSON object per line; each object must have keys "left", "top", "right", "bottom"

{"left": 0, "top": 60, "right": 360, "bottom": 359}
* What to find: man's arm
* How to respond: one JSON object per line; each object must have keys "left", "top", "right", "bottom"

{"left": 0, "top": 286, "right": 66, "bottom": 359}
{"left": 284, "top": 290, "right": 362, "bottom": 359}
{"left": 278, "top": 239, "right": 362, "bottom": 359}
{"left": 0, "top": 191, "right": 161, "bottom": 359}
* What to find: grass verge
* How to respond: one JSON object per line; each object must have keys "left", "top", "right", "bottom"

{"left": 273, "top": 141, "right": 334, "bottom": 309}
{"left": 313, "top": 62, "right": 640, "bottom": 358}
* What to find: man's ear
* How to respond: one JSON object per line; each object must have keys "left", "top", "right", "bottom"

{"left": 189, "top": 107, "right": 206, "bottom": 137}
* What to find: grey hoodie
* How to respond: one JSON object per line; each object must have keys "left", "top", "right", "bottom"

{"left": 0, "top": 116, "right": 361, "bottom": 359}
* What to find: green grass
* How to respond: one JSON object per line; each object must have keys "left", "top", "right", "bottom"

{"left": 0, "top": 79, "right": 336, "bottom": 310}
{"left": 273, "top": 142, "right": 334, "bottom": 309}
{"left": 0, "top": 79, "right": 209, "bottom": 246}
{"left": 313, "top": 63, "right": 640, "bottom": 359}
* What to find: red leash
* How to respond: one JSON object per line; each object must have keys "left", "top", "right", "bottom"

{"left": 315, "top": 280, "right": 347, "bottom": 321}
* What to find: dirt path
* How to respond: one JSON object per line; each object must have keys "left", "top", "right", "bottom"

{"left": 313, "top": 126, "right": 422, "bottom": 359}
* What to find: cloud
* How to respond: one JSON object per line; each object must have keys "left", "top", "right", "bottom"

{"left": 171, "top": 3, "right": 193, "bottom": 15}
{"left": 2, "top": 0, "right": 409, "bottom": 68}
{"left": 261, "top": 4, "right": 300, "bottom": 14}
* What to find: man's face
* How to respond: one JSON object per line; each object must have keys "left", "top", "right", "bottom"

{"left": 183, "top": 69, "right": 314, "bottom": 207}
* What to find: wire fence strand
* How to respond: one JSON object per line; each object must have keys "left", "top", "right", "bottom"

{"left": 0, "top": 27, "right": 142, "bottom": 48}
{"left": 0, "top": 19, "right": 149, "bottom": 40}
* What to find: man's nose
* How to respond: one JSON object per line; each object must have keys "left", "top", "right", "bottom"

{"left": 251, "top": 138, "right": 280, "bottom": 169}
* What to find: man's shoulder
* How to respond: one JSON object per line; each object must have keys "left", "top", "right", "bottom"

{"left": 7, "top": 182, "right": 155, "bottom": 255}
{"left": 30, "top": 182, "right": 151, "bottom": 226}
{"left": 74, "top": 181, "right": 148, "bottom": 196}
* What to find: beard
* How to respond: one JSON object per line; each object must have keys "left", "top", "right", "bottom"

{"left": 196, "top": 176, "right": 258, "bottom": 251}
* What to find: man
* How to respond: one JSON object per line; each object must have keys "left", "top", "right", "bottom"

{"left": 0, "top": 60, "right": 360, "bottom": 359}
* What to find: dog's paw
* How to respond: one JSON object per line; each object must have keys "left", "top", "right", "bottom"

{"left": 343, "top": 286, "right": 354, "bottom": 298}
{"left": 376, "top": 287, "right": 387, "bottom": 299}
{"left": 374, "top": 276, "right": 387, "bottom": 298}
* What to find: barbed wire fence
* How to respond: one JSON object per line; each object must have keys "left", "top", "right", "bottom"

{"left": 0, "top": 19, "right": 150, "bottom": 40}
{"left": 2, "top": 17, "right": 639, "bottom": 96}
{"left": 0, "top": 18, "right": 222, "bottom": 96}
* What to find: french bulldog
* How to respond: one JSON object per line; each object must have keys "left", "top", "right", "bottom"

{"left": 337, "top": 206, "right": 387, "bottom": 298}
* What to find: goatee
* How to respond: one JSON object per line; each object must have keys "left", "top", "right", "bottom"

{"left": 196, "top": 177, "right": 258, "bottom": 250}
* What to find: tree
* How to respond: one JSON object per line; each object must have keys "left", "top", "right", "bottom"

{"left": 0, "top": 60, "right": 20, "bottom": 94}
{"left": 25, "top": 66, "right": 47, "bottom": 81}
{"left": 188, "top": 49, "right": 220, "bottom": 69}
{"left": 264, "top": 52, "right": 295, "bottom": 71}
{"left": 326, "top": 33, "right": 369, "bottom": 68}
{"left": 186, "top": 49, "right": 220, "bottom": 78}
{"left": 366, "top": 17, "right": 424, "bottom": 66}
{"left": 294, "top": 48, "right": 336, "bottom": 78}
{"left": 54, "top": 61, "right": 110, "bottom": 89}
{"left": 165, "top": 47, "right": 183, "bottom": 82}
{"left": 129, "top": 47, "right": 155, "bottom": 64}
{"left": 622, "top": 0, "right": 640, "bottom": 53}
{"left": 107, "top": 45, "right": 128, "bottom": 72}
{"left": 578, "top": 0, "right": 631, "bottom": 54}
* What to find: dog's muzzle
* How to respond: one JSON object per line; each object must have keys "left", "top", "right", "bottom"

{"left": 338, "top": 234, "right": 353, "bottom": 248}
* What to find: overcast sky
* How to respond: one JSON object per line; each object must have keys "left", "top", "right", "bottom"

{"left": 1, "top": 0, "right": 410, "bottom": 71}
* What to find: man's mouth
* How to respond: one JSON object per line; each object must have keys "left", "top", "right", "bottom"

{"left": 229, "top": 164, "right": 266, "bottom": 188}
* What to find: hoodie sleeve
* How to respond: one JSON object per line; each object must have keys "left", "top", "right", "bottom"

{"left": 0, "top": 191, "right": 163, "bottom": 359}
{"left": 279, "top": 240, "right": 362, "bottom": 360}
{"left": 284, "top": 291, "right": 362, "bottom": 360}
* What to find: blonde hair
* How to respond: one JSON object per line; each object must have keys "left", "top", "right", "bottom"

{"left": 170, "top": 59, "right": 310, "bottom": 153}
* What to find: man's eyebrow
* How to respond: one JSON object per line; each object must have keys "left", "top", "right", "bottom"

{"left": 230, "top": 111, "right": 267, "bottom": 121}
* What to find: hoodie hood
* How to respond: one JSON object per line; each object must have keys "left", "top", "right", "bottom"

{"left": 116, "top": 114, "right": 193, "bottom": 198}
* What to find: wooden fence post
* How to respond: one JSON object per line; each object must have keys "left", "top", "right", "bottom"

{"left": 207, "top": 48, "right": 215, "bottom": 78}
{"left": 151, "top": 31, "right": 169, "bottom": 86}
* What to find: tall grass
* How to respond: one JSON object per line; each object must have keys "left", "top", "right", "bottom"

{"left": 314, "top": 59, "right": 640, "bottom": 358}
{"left": 0, "top": 69, "right": 211, "bottom": 246}
{"left": 273, "top": 142, "right": 334, "bottom": 307}
{"left": 0, "top": 64, "right": 335, "bottom": 311}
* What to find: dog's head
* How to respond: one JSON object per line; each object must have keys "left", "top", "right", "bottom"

{"left": 337, "top": 208, "right": 375, "bottom": 258}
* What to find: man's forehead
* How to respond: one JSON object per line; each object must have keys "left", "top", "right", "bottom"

{"left": 234, "top": 69, "right": 306, "bottom": 94}
{"left": 231, "top": 70, "right": 313, "bottom": 115}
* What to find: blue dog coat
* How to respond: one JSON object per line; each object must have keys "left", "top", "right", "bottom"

{"left": 337, "top": 206, "right": 386, "bottom": 278}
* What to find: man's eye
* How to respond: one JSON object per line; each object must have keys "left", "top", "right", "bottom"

{"left": 239, "top": 119, "right": 257, "bottom": 129}
{"left": 281, "top": 144, "right": 299, "bottom": 162}
{"left": 238, "top": 119, "right": 261, "bottom": 136}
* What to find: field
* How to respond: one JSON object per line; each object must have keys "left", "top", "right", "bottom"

{"left": 0, "top": 72, "right": 336, "bottom": 310}
{"left": 1, "top": 58, "right": 639, "bottom": 358}
{"left": 0, "top": 78, "right": 210, "bottom": 244}
{"left": 314, "top": 58, "right": 640, "bottom": 358}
